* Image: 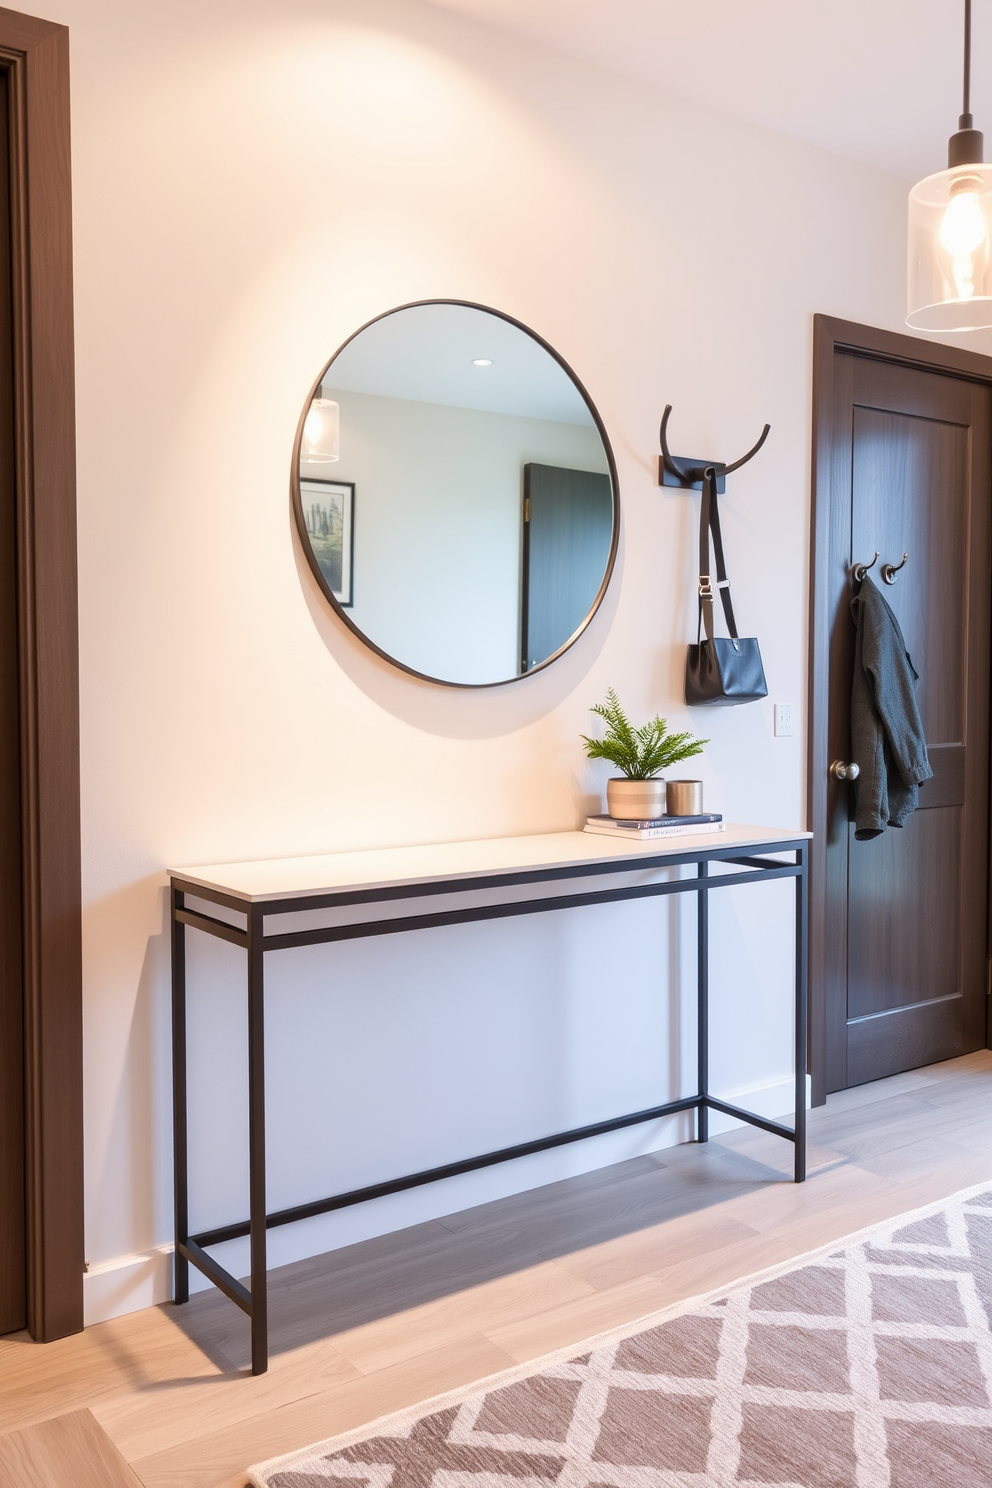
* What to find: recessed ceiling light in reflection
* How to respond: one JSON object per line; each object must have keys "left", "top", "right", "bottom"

{"left": 472, "top": 358, "right": 493, "bottom": 366}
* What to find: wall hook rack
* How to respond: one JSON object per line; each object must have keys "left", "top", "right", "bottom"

{"left": 658, "top": 404, "right": 771, "bottom": 493}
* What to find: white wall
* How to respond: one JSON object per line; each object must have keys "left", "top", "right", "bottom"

{"left": 60, "top": 0, "right": 914, "bottom": 1320}
{"left": 315, "top": 389, "right": 608, "bottom": 681}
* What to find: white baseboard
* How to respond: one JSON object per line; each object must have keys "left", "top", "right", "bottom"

{"left": 83, "top": 1245, "right": 174, "bottom": 1326}
{"left": 706, "top": 1072, "right": 813, "bottom": 1136}
{"left": 82, "top": 1073, "right": 811, "bottom": 1327}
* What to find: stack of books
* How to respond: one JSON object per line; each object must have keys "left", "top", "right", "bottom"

{"left": 584, "top": 812, "right": 724, "bottom": 841}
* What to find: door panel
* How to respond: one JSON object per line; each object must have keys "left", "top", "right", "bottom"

{"left": 824, "top": 353, "right": 991, "bottom": 1091}
{"left": 851, "top": 406, "right": 967, "bottom": 741}
{"left": 846, "top": 995, "right": 968, "bottom": 1089}
{"left": 917, "top": 743, "right": 965, "bottom": 809}
{"left": 848, "top": 808, "right": 961, "bottom": 1019}
{"left": 520, "top": 463, "right": 613, "bottom": 673}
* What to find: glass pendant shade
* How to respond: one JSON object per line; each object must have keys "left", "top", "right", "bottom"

{"left": 908, "top": 163, "right": 992, "bottom": 330}
{"left": 301, "top": 392, "right": 340, "bottom": 464}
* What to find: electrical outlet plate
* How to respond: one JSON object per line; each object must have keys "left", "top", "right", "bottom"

{"left": 774, "top": 702, "right": 795, "bottom": 737}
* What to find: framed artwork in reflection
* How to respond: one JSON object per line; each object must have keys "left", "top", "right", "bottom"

{"left": 300, "top": 479, "right": 354, "bottom": 607}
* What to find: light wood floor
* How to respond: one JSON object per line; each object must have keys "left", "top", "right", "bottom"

{"left": 0, "top": 1409, "right": 143, "bottom": 1487}
{"left": 2, "top": 1049, "right": 991, "bottom": 1487}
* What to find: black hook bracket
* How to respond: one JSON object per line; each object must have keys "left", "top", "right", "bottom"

{"left": 658, "top": 404, "right": 770, "bottom": 493}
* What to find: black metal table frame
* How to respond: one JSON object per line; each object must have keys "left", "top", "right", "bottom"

{"left": 172, "top": 836, "right": 808, "bottom": 1375}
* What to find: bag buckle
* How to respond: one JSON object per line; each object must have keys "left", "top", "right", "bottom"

{"left": 698, "top": 576, "right": 713, "bottom": 599}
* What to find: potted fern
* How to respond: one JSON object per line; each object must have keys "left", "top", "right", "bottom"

{"left": 581, "top": 688, "right": 707, "bottom": 820}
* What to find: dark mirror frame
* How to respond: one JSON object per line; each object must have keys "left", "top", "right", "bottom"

{"left": 290, "top": 299, "right": 620, "bottom": 689}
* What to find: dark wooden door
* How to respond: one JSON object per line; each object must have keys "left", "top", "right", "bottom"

{"left": 823, "top": 351, "right": 991, "bottom": 1091}
{"left": 520, "top": 463, "right": 613, "bottom": 672}
{"left": 0, "top": 66, "right": 25, "bottom": 1334}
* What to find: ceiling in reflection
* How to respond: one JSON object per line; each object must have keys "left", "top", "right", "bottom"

{"left": 325, "top": 304, "right": 594, "bottom": 424}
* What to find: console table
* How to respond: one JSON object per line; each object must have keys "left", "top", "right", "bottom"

{"left": 171, "top": 824, "right": 810, "bottom": 1374}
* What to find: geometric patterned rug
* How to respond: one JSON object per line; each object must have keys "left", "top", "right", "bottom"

{"left": 249, "top": 1182, "right": 992, "bottom": 1488}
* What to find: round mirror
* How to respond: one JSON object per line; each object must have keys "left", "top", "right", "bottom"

{"left": 292, "top": 301, "right": 619, "bottom": 687}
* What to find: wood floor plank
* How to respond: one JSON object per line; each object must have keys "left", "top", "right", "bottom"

{"left": 433, "top": 1153, "right": 671, "bottom": 1236}
{"left": 714, "top": 1157, "right": 900, "bottom": 1232}
{"left": 853, "top": 1134, "right": 983, "bottom": 1180}
{"left": 552, "top": 1207, "right": 759, "bottom": 1291}
{"left": 91, "top": 1332, "right": 360, "bottom": 1463}
{"left": 482, "top": 1270, "right": 704, "bottom": 1363}
{"left": 0, "top": 1304, "right": 226, "bottom": 1432}
{"left": 483, "top": 1157, "right": 992, "bottom": 1365}
{"left": 327, "top": 1258, "right": 595, "bottom": 1375}
{"left": 129, "top": 1333, "right": 516, "bottom": 1488}
{"left": 0, "top": 1408, "right": 144, "bottom": 1488}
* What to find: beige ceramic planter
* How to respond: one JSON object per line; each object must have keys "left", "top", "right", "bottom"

{"left": 606, "top": 777, "right": 666, "bottom": 820}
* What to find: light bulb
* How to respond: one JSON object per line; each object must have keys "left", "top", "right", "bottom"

{"left": 301, "top": 396, "right": 339, "bottom": 463}
{"left": 940, "top": 188, "right": 986, "bottom": 256}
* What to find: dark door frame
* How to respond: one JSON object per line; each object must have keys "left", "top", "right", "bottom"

{"left": 808, "top": 314, "right": 992, "bottom": 1107}
{"left": 0, "top": 7, "right": 82, "bottom": 1340}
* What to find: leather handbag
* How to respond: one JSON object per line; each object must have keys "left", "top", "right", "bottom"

{"left": 685, "top": 467, "right": 768, "bottom": 706}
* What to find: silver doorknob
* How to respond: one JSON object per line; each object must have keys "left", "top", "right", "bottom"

{"left": 830, "top": 760, "right": 860, "bottom": 781}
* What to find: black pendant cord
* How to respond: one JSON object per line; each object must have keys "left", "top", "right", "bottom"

{"left": 963, "top": 0, "right": 973, "bottom": 126}
{"left": 948, "top": 0, "right": 984, "bottom": 168}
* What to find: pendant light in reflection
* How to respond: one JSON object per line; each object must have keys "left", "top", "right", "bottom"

{"left": 908, "top": 0, "right": 992, "bottom": 330}
{"left": 301, "top": 386, "right": 340, "bottom": 464}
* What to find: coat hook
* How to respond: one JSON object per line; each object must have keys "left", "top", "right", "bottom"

{"left": 658, "top": 403, "right": 771, "bottom": 491}
{"left": 852, "top": 551, "right": 879, "bottom": 582}
{"left": 881, "top": 552, "right": 909, "bottom": 585}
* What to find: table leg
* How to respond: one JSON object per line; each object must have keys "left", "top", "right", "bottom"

{"left": 248, "top": 904, "right": 268, "bottom": 1374}
{"left": 697, "top": 861, "right": 709, "bottom": 1143}
{"left": 172, "top": 886, "right": 189, "bottom": 1305}
{"left": 794, "top": 843, "right": 808, "bottom": 1184}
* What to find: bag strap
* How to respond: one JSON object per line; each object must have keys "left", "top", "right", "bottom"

{"left": 697, "top": 467, "right": 740, "bottom": 644}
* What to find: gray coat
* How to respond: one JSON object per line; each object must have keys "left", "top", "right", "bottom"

{"left": 850, "top": 576, "right": 932, "bottom": 841}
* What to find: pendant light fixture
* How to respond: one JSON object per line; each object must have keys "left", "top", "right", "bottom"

{"left": 301, "top": 385, "right": 340, "bottom": 465}
{"left": 908, "top": 0, "right": 992, "bottom": 330}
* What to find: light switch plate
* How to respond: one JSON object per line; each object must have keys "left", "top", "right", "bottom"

{"left": 774, "top": 702, "right": 795, "bottom": 737}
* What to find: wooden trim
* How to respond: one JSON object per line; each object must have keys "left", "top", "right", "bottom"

{"left": 813, "top": 314, "right": 992, "bottom": 383}
{"left": 808, "top": 316, "right": 992, "bottom": 1102}
{"left": 0, "top": 8, "right": 82, "bottom": 1340}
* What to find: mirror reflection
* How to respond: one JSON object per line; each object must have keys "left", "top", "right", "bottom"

{"left": 294, "top": 302, "right": 617, "bottom": 686}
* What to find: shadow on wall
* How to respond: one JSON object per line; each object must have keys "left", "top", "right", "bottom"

{"left": 84, "top": 878, "right": 172, "bottom": 1263}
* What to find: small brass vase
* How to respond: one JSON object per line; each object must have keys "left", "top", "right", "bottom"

{"left": 665, "top": 780, "right": 704, "bottom": 816}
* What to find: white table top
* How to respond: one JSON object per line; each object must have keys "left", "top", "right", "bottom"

{"left": 170, "top": 825, "right": 811, "bottom": 904}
